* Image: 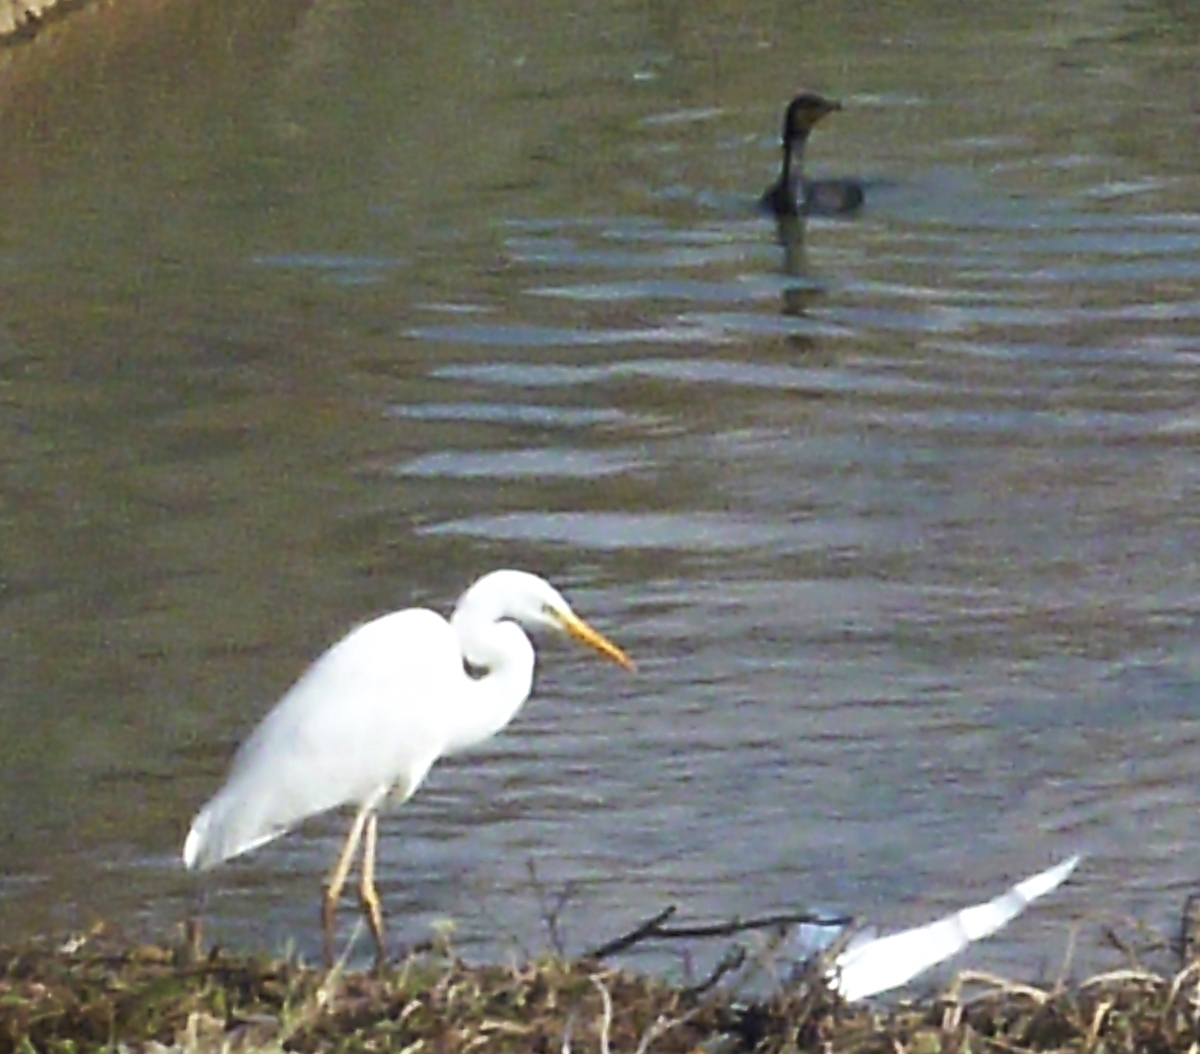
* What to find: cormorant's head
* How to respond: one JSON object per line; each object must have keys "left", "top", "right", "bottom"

{"left": 782, "top": 92, "right": 842, "bottom": 145}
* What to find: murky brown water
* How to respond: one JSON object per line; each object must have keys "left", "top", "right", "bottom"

{"left": 2, "top": 0, "right": 1199, "bottom": 983}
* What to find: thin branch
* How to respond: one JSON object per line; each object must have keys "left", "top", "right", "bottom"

{"left": 586, "top": 907, "right": 678, "bottom": 960}
{"left": 586, "top": 906, "right": 849, "bottom": 961}
{"left": 1181, "top": 891, "right": 1200, "bottom": 966}
{"left": 634, "top": 1006, "right": 705, "bottom": 1054}
{"left": 590, "top": 976, "right": 613, "bottom": 1054}
{"left": 682, "top": 946, "right": 747, "bottom": 996}
{"left": 655, "top": 910, "right": 851, "bottom": 941}
{"left": 526, "top": 858, "right": 578, "bottom": 958}
{"left": 393, "top": 936, "right": 439, "bottom": 960}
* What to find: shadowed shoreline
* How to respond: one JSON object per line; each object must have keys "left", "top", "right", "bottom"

{"left": 2, "top": 915, "right": 1199, "bottom": 1054}
{"left": 1, "top": 0, "right": 57, "bottom": 41}
{"left": 1, "top": 0, "right": 120, "bottom": 43}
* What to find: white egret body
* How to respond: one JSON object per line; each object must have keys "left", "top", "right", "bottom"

{"left": 827, "top": 855, "right": 1080, "bottom": 1001}
{"left": 183, "top": 569, "right": 632, "bottom": 965}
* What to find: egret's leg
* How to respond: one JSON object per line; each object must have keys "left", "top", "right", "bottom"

{"left": 357, "top": 812, "right": 386, "bottom": 969}
{"left": 322, "top": 805, "right": 373, "bottom": 967}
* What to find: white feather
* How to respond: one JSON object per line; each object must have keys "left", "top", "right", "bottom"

{"left": 827, "top": 855, "right": 1081, "bottom": 1002}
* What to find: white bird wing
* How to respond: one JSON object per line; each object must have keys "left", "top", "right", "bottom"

{"left": 830, "top": 855, "right": 1081, "bottom": 1002}
{"left": 184, "top": 609, "right": 461, "bottom": 869}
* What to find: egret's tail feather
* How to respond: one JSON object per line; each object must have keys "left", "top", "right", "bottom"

{"left": 183, "top": 793, "right": 289, "bottom": 871}
{"left": 182, "top": 809, "right": 211, "bottom": 870}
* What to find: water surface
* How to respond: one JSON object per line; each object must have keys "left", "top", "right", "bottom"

{"left": 1, "top": 0, "right": 1198, "bottom": 984}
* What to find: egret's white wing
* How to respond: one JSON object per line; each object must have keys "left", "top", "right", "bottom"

{"left": 830, "top": 855, "right": 1080, "bottom": 1002}
{"left": 184, "top": 609, "right": 459, "bottom": 869}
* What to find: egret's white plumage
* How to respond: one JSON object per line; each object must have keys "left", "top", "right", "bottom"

{"left": 182, "top": 609, "right": 454, "bottom": 870}
{"left": 182, "top": 569, "right": 632, "bottom": 965}
{"left": 828, "top": 855, "right": 1080, "bottom": 1001}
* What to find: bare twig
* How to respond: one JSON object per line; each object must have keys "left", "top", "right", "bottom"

{"left": 1084, "top": 998, "right": 1113, "bottom": 1051}
{"left": 393, "top": 936, "right": 439, "bottom": 960}
{"left": 590, "top": 975, "right": 613, "bottom": 1054}
{"left": 953, "top": 970, "right": 1053, "bottom": 1004}
{"left": 587, "top": 907, "right": 849, "bottom": 961}
{"left": 587, "top": 907, "right": 679, "bottom": 960}
{"left": 1164, "top": 959, "right": 1200, "bottom": 1009}
{"left": 634, "top": 1006, "right": 705, "bottom": 1054}
{"left": 682, "top": 946, "right": 747, "bottom": 996}
{"left": 1181, "top": 892, "right": 1200, "bottom": 967}
{"left": 526, "top": 859, "right": 578, "bottom": 957}
{"left": 1054, "top": 919, "right": 1080, "bottom": 992}
{"left": 655, "top": 910, "right": 851, "bottom": 940}
{"left": 1077, "top": 968, "right": 1165, "bottom": 990}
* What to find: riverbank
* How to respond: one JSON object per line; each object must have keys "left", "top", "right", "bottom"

{"left": 1, "top": 0, "right": 69, "bottom": 41}
{"left": 2, "top": 925, "right": 1197, "bottom": 1053}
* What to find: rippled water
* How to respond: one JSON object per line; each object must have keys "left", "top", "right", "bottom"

{"left": 1, "top": 0, "right": 1199, "bottom": 984}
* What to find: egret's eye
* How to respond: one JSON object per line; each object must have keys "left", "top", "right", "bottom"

{"left": 463, "top": 658, "right": 489, "bottom": 680}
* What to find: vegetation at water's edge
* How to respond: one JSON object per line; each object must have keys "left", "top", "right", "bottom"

{"left": 4, "top": 925, "right": 1200, "bottom": 1053}
{"left": 1, "top": 0, "right": 69, "bottom": 42}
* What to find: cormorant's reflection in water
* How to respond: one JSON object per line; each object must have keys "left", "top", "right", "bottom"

{"left": 778, "top": 214, "right": 816, "bottom": 310}
{"left": 773, "top": 214, "right": 836, "bottom": 364}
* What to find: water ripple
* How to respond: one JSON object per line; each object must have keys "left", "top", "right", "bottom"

{"left": 419, "top": 511, "right": 875, "bottom": 552}
{"left": 431, "top": 357, "right": 927, "bottom": 394}
{"left": 528, "top": 276, "right": 819, "bottom": 304}
{"left": 406, "top": 321, "right": 732, "bottom": 346}
{"left": 394, "top": 448, "right": 644, "bottom": 479}
{"left": 386, "top": 402, "right": 631, "bottom": 427}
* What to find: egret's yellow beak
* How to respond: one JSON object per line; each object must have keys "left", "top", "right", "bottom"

{"left": 558, "top": 610, "right": 635, "bottom": 671}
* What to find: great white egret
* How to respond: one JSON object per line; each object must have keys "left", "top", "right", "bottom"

{"left": 183, "top": 569, "right": 633, "bottom": 966}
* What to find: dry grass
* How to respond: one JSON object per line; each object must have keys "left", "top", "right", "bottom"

{"left": 3, "top": 925, "right": 1200, "bottom": 1053}
{"left": 0, "top": 0, "right": 73, "bottom": 42}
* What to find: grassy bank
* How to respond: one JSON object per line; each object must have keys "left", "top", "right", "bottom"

{"left": 3, "top": 925, "right": 1200, "bottom": 1053}
{"left": 1, "top": 0, "right": 67, "bottom": 42}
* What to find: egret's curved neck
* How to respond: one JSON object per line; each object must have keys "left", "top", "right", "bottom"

{"left": 443, "top": 615, "right": 536, "bottom": 755}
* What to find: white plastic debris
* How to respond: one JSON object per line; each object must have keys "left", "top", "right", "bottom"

{"left": 801, "top": 855, "right": 1081, "bottom": 1002}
